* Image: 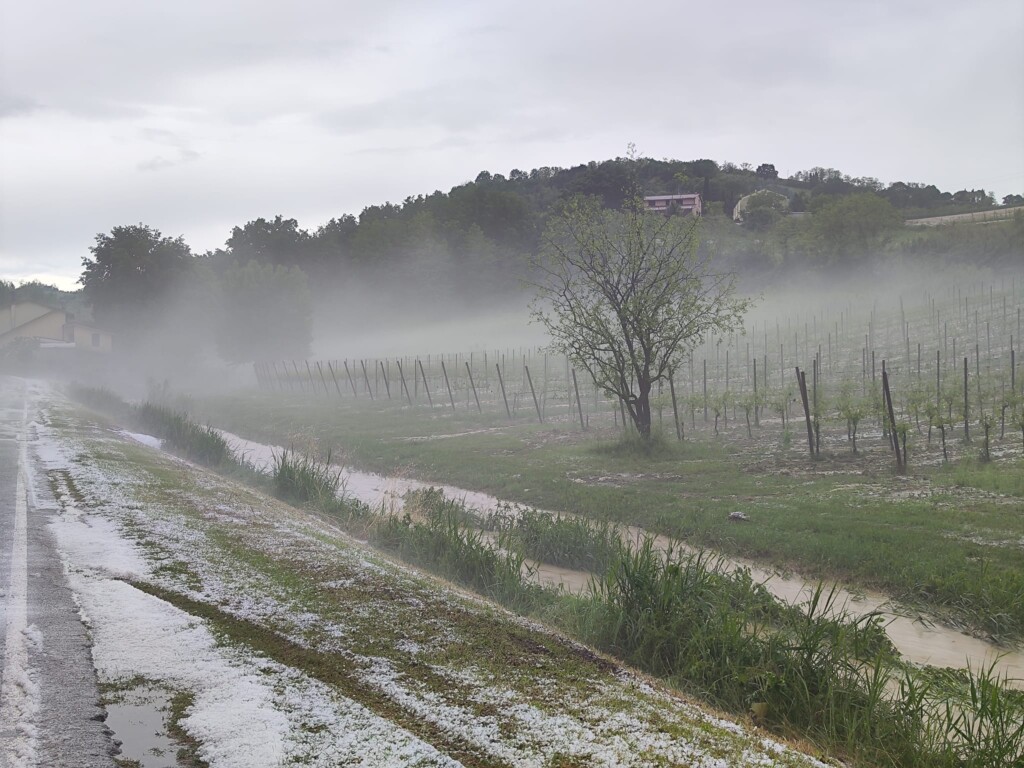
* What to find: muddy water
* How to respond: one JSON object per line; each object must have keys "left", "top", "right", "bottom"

{"left": 104, "top": 687, "right": 179, "bottom": 768}
{"left": 211, "top": 428, "right": 1024, "bottom": 685}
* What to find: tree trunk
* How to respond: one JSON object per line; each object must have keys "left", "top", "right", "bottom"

{"left": 633, "top": 387, "right": 652, "bottom": 440}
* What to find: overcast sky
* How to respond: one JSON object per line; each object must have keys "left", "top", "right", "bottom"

{"left": 2, "top": 0, "right": 1022, "bottom": 290}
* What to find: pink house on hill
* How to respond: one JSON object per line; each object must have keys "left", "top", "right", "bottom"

{"left": 643, "top": 194, "right": 702, "bottom": 216}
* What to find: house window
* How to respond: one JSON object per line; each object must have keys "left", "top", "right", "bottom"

{"left": 92, "top": 333, "right": 100, "bottom": 347}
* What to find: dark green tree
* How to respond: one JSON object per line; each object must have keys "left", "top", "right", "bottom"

{"left": 216, "top": 260, "right": 312, "bottom": 363}
{"left": 226, "top": 215, "right": 311, "bottom": 268}
{"left": 755, "top": 163, "right": 779, "bottom": 179}
{"left": 809, "top": 193, "right": 903, "bottom": 263}
{"left": 79, "top": 224, "right": 193, "bottom": 339}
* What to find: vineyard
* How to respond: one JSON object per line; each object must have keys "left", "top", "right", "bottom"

{"left": 67, "top": 275, "right": 1024, "bottom": 767}
{"left": 251, "top": 276, "right": 1024, "bottom": 472}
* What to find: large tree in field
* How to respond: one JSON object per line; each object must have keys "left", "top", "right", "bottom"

{"left": 79, "top": 224, "right": 193, "bottom": 340}
{"left": 216, "top": 260, "right": 312, "bottom": 363}
{"left": 531, "top": 195, "right": 749, "bottom": 441}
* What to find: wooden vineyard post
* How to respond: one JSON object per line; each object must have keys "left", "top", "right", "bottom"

{"left": 361, "top": 361, "right": 374, "bottom": 400}
{"left": 305, "top": 361, "right": 316, "bottom": 393}
{"left": 796, "top": 367, "right": 814, "bottom": 457}
{"left": 963, "top": 356, "right": 969, "bottom": 441}
{"left": 812, "top": 358, "right": 820, "bottom": 455}
{"left": 272, "top": 364, "right": 288, "bottom": 393}
{"left": 440, "top": 361, "right": 456, "bottom": 412}
{"left": 343, "top": 361, "right": 358, "bottom": 397}
{"left": 417, "top": 360, "right": 434, "bottom": 408}
{"left": 496, "top": 364, "right": 511, "bottom": 419}
{"left": 703, "top": 359, "right": 708, "bottom": 422}
{"left": 936, "top": 350, "right": 941, "bottom": 409}
{"left": 882, "top": 366, "right": 904, "bottom": 473}
{"left": 378, "top": 360, "right": 391, "bottom": 400}
{"left": 525, "top": 365, "right": 542, "bottom": 423}
{"left": 292, "top": 361, "right": 304, "bottom": 392}
{"left": 315, "top": 362, "right": 330, "bottom": 395}
{"left": 396, "top": 360, "right": 413, "bottom": 406}
{"left": 325, "top": 363, "right": 341, "bottom": 396}
{"left": 572, "top": 368, "right": 585, "bottom": 430}
{"left": 753, "top": 357, "right": 759, "bottom": 427}
{"left": 466, "top": 362, "right": 482, "bottom": 413}
{"left": 668, "top": 371, "right": 682, "bottom": 441}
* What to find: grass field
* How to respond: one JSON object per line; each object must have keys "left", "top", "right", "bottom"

{"left": 191, "top": 388, "right": 1024, "bottom": 643}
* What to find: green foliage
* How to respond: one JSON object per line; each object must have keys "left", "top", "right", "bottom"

{"left": 532, "top": 193, "right": 749, "bottom": 440}
{"left": 807, "top": 193, "right": 903, "bottom": 264}
{"left": 271, "top": 449, "right": 341, "bottom": 507}
{"left": 134, "top": 403, "right": 230, "bottom": 467}
{"left": 216, "top": 260, "right": 312, "bottom": 363}
{"left": 371, "top": 489, "right": 546, "bottom": 612}
{"left": 489, "top": 506, "right": 624, "bottom": 574}
{"left": 738, "top": 190, "right": 788, "bottom": 231}
{"left": 79, "top": 224, "right": 193, "bottom": 341}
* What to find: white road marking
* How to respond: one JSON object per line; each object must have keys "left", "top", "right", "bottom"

{"left": 0, "top": 394, "right": 38, "bottom": 768}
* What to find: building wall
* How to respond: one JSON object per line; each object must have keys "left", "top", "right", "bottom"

{"left": 70, "top": 325, "right": 113, "bottom": 353}
{"left": 1, "top": 302, "right": 54, "bottom": 335}
{"left": 0, "top": 311, "right": 66, "bottom": 348}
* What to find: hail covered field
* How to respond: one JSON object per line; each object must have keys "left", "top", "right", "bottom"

{"left": 2, "top": 378, "right": 834, "bottom": 767}
{"left": 4, "top": 275, "right": 1024, "bottom": 768}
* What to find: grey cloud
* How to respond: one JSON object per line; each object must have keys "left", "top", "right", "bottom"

{"left": 0, "top": 92, "right": 42, "bottom": 118}
{"left": 138, "top": 147, "right": 201, "bottom": 172}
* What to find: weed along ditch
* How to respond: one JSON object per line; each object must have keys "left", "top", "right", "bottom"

{"left": 161, "top": 426, "right": 1024, "bottom": 687}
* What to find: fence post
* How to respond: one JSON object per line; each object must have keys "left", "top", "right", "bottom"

{"left": 315, "top": 361, "right": 330, "bottom": 395}
{"left": 572, "top": 368, "right": 585, "bottom": 430}
{"left": 417, "top": 359, "right": 434, "bottom": 408}
{"left": 361, "top": 360, "right": 375, "bottom": 400}
{"left": 466, "top": 362, "right": 482, "bottom": 413}
{"left": 379, "top": 360, "right": 391, "bottom": 400}
{"left": 441, "top": 361, "right": 456, "bottom": 412}
{"left": 396, "top": 360, "right": 413, "bottom": 406}
{"left": 496, "top": 364, "right": 511, "bottom": 419}
{"left": 525, "top": 365, "right": 542, "bottom": 423}
{"left": 668, "top": 371, "right": 682, "bottom": 441}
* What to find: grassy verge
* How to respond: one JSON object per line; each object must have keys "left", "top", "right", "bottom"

{"left": 192, "top": 390, "right": 1024, "bottom": 641}
{"left": 67, "top": 388, "right": 1024, "bottom": 767}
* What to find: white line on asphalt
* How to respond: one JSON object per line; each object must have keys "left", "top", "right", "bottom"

{"left": 0, "top": 393, "right": 38, "bottom": 768}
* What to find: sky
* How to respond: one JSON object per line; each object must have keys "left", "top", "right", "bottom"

{"left": 1, "top": 0, "right": 1022, "bottom": 290}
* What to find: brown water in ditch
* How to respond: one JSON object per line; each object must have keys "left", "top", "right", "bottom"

{"left": 186, "top": 429, "right": 1024, "bottom": 686}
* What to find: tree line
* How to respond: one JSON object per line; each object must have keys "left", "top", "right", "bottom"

{"left": 6, "top": 154, "right": 1020, "bottom": 364}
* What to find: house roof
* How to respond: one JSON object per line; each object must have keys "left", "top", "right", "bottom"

{"left": 644, "top": 194, "right": 700, "bottom": 201}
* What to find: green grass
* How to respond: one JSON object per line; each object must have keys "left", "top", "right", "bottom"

{"left": 489, "top": 506, "right": 624, "bottom": 574}
{"left": 193, "top": 391, "right": 1024, "bottom": 640}
{"left": 62, "top": 391, "right": 1024, "bottom": 768}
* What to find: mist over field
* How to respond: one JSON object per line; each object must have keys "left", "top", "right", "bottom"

{"left": 2, "top": 3, "right": 1024, "bottom": 765}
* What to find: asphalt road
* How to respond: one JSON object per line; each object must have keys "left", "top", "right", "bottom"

{"left": 0, "top": 377, "right": 114, "bottom": 768}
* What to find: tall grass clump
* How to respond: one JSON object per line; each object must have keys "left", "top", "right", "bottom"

{"left": 489, "top": 506, "right": 624, "bottom": 573}
{"left": 270, "top": 449, "right": 373, "bottom": 529}
{"left": 134, "top": 402, "right": 230, "bottom": 467}
{"left": 271, "top": 449, "right": 341, "bottom": 506}
{"left": 67, "top": 384, "right": 133, "bottom": 420}
{"left": 564, "top": 539, "right": 954, "bottom": 765}
{"left": 371, "top": 489, "right": 547, "bottom": 613}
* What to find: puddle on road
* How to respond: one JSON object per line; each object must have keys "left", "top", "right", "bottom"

{"left": 105, "top": 687, "right": 181, "bottom": 768}
{"left": 197, "top": 429, "right": 1024, "bottom": 686}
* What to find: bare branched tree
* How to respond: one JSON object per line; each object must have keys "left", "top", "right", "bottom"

{"left": 531, "top": 195, "right": 750, "bottom": 441}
